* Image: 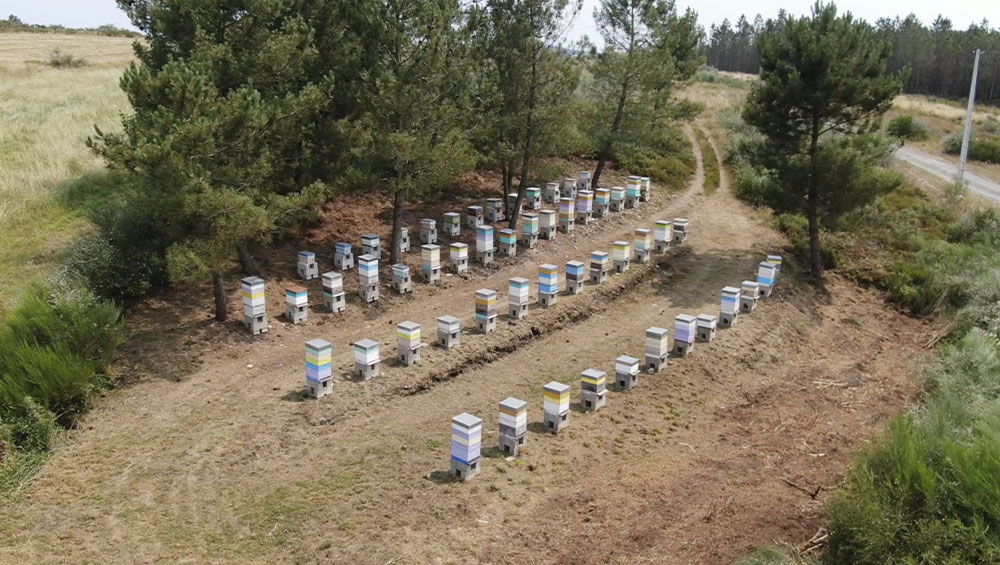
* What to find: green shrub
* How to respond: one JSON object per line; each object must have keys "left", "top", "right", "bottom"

{"left": 886, "top": 115, "right": 929, "bottom": 141}
{"left": 47, "top": 47, "right": 87, "bottom": 68}
{"left": 943, "top": 134, "right": 1000, "bottom": 165}
{"left": 0, "top": 344, "right": 98, "bottom": 428}
{"left": 61, "top": 204, "right": 171, "bottom": 303}
{"left": 694, "top": 129, "right": 720, "bottom": 194}
{"left": 0, "top": 397, "right": 58, "bottom": 453}
{"left": 3, "top": 283, "right": 125, "bottom": 370}
{"left": 614, "top": 125, "right": 696, "bottom": 191}
{"left": 734, "top": 547, "right": 814, "bottom": 565}
{"left": 827, "top": 413, "right": 1000, "bottom": 564}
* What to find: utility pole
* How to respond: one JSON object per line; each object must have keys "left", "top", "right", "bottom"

{"left": 957, "top": 49, "right": 982, "bottom": 186}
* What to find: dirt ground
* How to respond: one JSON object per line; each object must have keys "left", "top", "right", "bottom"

{"left": 0, "top": 126, "right": 934, "bottom": 564}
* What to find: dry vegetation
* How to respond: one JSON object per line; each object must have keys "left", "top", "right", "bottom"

{"left": 0, "top": 33, "right": 133, "bottom": 309}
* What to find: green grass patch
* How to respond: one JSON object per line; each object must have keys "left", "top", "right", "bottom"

{"left": 693, "top": 128, "right": 720, "bottom": 194}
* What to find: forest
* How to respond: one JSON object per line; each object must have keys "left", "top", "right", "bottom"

{"left": 703, "top": 12, "right": 1000, "bottom": 106}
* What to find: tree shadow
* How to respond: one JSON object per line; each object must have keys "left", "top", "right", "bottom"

{"left": 281, "top": 389, "right": 310, "bottom": 403}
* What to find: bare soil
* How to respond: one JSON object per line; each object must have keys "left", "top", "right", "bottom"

{"left": 0, "top": 127, "right": 934, "bottom": 564}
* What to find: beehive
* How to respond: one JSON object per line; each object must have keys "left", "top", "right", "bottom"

{"left": 538, "top": 263, "right": 559, "bottom": 307}
{"left": 476, "top": 225, "right": 495, "bottom": 265}
{"left": 358, "top": 254, "right": 379, "bottom": 303}
{"left": 740, "top": 280, "right": 760, "bottom": 314}
{"left": 610, "top": 186, "right": 626, "bottom": 211}
{"left": 421, "top": 244, "right": 441, "bottom": 283}
{"left": 297, "top": 251, "right": 318, "bottom": 280}
{"left": 521, "top": 213, "right": 539, "bottom": 248}
{"left": 284, "top": 284, "right": 308, "bottom": 324}
{"left": 397, "top": 226, "right": 410, "bottom": 253}
{"left": 674, "top": 314, "right": 697, "bottom": 356}
{"left": 566, "top": 260, "right": 586, "bottom": 294}
{"left": 443, "top": 212, "right": 461, "bottom": 236}
{"left": 321, "top": 271, "right": 345, "bottom": 313}
{"left": 525, "top": 186, "right": 542, "bottom": 210}
{"left": 396, "top": 321, "right": 422, "bottom": 366}
{"left": 696, "top": 314, "right": 718, "bottom": 342}
{"left": 450, "top": 242, "right": 469, "bottom": 274}
{"left": 305, "top": 339, "right": 333, "bottom": 398}
{"left": 615, "top": 355, "right": 640, "bottom": 390}
{"left": 539, "top": 209, "right": 557, "bottom": 240}
{"left": 391, "top": 263, "right": 412, "bottom": 294}
{"left": 719, "top": 286, "right": 741, "bottom": 328}
{"left": 672, "top": 218, "right": 690, "bottom": 243}
{"left": 580, "top": 368, "right": 607, "bottom": 412}
{"left": 353, "top": 338, "right": 380, "bottom": 380}
{"left": 361, "top": 233, "right": 381, "bottom": 259}
{"left": 578, "top": 170, "right": 592, "bottom": 191}
{"left": 466, "top": 205, "right": 484, "bottom": 229}
{"left": 508, "top": 277, "right": 530, "bottom": 319}
{"left": 625, "top": 175, "right": 642, "bottom": 207}
{"left": 558, "top": 197, "right": 575, "bottom": 233}
{"left": 544, "top": 181, "right": 560, "bottom": 204}
{"left": 612, "top": 240, "right": 632, "bottom": 273}
{"left": 475, "top": 289, "right": 498, "bottom": 334}
{"left": 420, "top": 218, "right": 437, "bottom": 245}
{"left": 543, "top": 381, "right": 571, "bottom": 433}
{"left": 241, "top": 276, "right": 267, "bottom": 335}
{"left": 589, "top": 251, "right": 610, "bottom": 283}
{"left": 499, "top": 397, "right": 528, "bottom": 456}
{"left": 639, "top": 176, "right": 651, "bottom": 202}
{"left": 450, "top": 413, "right": 482, "bottom": 480}
{"left": 437, "top": 315, "right": 461, "bottom": 349}
{"left": 757, "top": 261, "right": 777, "bottom": 297}
{"left": 498, "top": 228, "right": 517, "bottom": 257}
{"left": 634, "top": 228, "right": 652, "bottom": 263}
{"left": 654, "top": 220, "right": 672, "bottom": 252}
{"left": 594, "top": 188, "right": 611, "bottom": 216}
{"left": 562, "top": 177, "right": 577, "bottom": 200}
{"left": 486, "top": 197, "right": 504, "bottom": 222}
{"left": 576, "top": 190, "right": 594, "bottom": 224}
{"left": 334, "top": 242, "right": 354, "bottom": 270}
{"left": 644, "top": 326, "right": 669, "bottom": 373}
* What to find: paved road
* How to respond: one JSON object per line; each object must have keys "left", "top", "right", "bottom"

{"left": 895, "top": 145, "right": 1000, "bottom": 204}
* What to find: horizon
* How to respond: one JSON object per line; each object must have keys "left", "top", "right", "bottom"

{"left": 4, "top": 0, "right": 995, "bottom": 46}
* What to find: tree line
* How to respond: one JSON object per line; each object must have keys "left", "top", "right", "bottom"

{"left": 81, "top": 0, "right": 701, "bottom": 320}
{"left": 704, "top": 11, "right": 1000, "bottom": 106}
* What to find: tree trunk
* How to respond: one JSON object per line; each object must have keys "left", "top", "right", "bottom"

{"left": 592, "top": 80, "right": 630, "bottom": 189}
{"left": 212, "top": 272, "right": 227, "bottom": 322}
{"left": 389, "top": 188, "right": 405, "bottom": 266}
{"left": 236, "top": 241, "right": 260, "bottom": 276}
{"left": 508, "top": 49, "right": 540, "bottom": 231}
{"left": 807, "top": 120, "right": 823, "bottom": 280}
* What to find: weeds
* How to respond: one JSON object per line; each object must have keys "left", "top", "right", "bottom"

{"left": 47, "top": 48, "right": 87, "bottom": 68}
{"left": 693, "top": 128, "right": 720, "bottom": 194}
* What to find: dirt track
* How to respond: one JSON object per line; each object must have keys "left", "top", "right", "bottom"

{"left": 0, "top": 127, "right": 933, "bottom": 564}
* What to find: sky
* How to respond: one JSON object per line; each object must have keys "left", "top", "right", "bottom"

{"left": 2, "top": 0, "right": 992, "bottom": 41}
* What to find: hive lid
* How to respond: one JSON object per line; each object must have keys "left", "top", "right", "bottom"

{"left": 722, "top": 286, "right": 741, "bottom": 294}
{"left": 590, "top": 251, "right": 608, "bottom": 258}
{"left": 467, "top": 205, "right": 483, "bottom": 211}
{"left": 421, "top": 244, "right": 440, "bottom": 251}
{"left": 322, "top": 271, "right": 342, "bottom": 281}
{"left": 616, "top": 355, "right": 639, "bottom": 366}
{"left": 539, "top": 263, "right": 558, "bottom": 271}
{"left": 540, "top": 209, "right": 556, "bottom": 215}
{"left": 475, "top": 289, "right": 497, "bottom": 298}
{"left": 566, "top": 260, "right": 585, "bottom": 268}
{"left": 355, "top": 338, "right": 379, "bottom": 350}
{"left": 675, "top": 314, "right": 697, "bottom": 323}
{"left": 242, "top": 276, "right": 265, "bottom": 286}
{"left": 450, "top": 242, "right": 469, "bottom": 250}
{"left": 362, "top": 233, "right": 379, "bottom": 241}
{"left": 613, "top": 240, "right": 630, "bottom": 247}
{"left": 509, "top": 277, "right": 529, "bottom": 285}
{"left": 499, "top": 228, "right": 516, "bottom": 235}
{"left": 696, "top": 314, "right": 717, "bottom": 323}
{"left": 452, "top": 412, "right": 482, "bottom": 429}
{"left": 444, "top": 212, "right": 460, "bottom": 218}
{"left": 285, "top": 284, "right": 307, "bottom": 294}
{"left": 397, "top": 321, "right": 420, "bottom": 332}
{"left": 305, "top": 338, "right": 331, "bottom": 350}
{"left": 635, "top": 228, "right": 650, "bottom": 235}
{"left": 499, "top": 397, "right": 528, "bottom": 412}
{"left": 358, "top": 254, "right": 377, "bottom": 262}
{"left": 298, "top": 251, "right": 315, "bottom": 259}
{"left": 543, "top": 381, "right": 570, "bottom": 394}
{"left": 581, "top": 368, "right": 606, "bottom": 380}
{"left": 646, "top": 327, "right": 669, "bottom": 337}
{"left": 437, "top": 315, "right": 461, "bottom": 325}
{"left": 522, "top": 213, "right": 538, "bottom": 219}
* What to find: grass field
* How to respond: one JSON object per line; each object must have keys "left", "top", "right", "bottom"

{"left": 0, "top": 33, "right": 133, "bottom": 309}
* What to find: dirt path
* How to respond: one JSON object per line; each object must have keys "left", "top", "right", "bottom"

{"left": 895, "top": 145, "right": 1000, "bottom": 204}
{"left": 0, "top": 129, "right": 933, "bottom": 564}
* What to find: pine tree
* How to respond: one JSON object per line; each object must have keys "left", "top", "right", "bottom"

{"left": 589, "top": 0, "right": 700, "bottom": 189}
{"left": 743, "top": 2, "right": 905, "bottom": 279}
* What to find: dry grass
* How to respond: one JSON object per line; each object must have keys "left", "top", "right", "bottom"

{"left": 0, "top": 33, "right": 133, "bottom": 309}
